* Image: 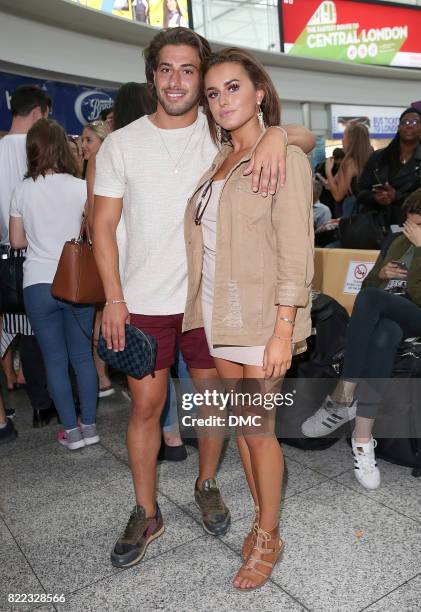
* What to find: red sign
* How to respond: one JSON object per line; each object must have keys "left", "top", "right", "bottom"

{"left": 281, "top": 0, "right": 421, "bottom": 68}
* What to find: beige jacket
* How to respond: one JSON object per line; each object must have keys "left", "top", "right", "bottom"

{"left": 183, "top": 138, "right": 314, "bottom": 353}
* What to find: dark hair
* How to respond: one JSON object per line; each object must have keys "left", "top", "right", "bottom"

{"left": 203, "top": 48, "right": 281, "bottom": 146}
{"left": 382, "top": 107, "right": 421, "bottom": 166}
{"left": 113, "top": 82, "right": 157, "bottom": 131}
{"left": 11, "top": 85, "right": 51, "bottom": 118}
{"left": 143, "top": 27, "right": 212, "bottom": 91}
{"left": 332, "top": 147, "right": 345, "bottom": 159}
{"left": 25, "top": 119, "right": 79, "bottom": 180}
{"left": 100, "top": 106, "right": 113, "bottom": 121}
{"left": 402, "top": 188, "right": 421, "bottom": 217}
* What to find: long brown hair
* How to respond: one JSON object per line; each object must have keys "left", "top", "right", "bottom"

{"left": 25, "top": 119, "right": 79, "bottom": 180}
{"left": 343, "top": 123, "right": 373, "bottom": 178}
{"left": 203, "top": 48, "right": 281, "bottom": 146}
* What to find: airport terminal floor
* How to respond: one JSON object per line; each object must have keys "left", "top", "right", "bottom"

{"left": 1, "top": 381, "right": 420, "bottom": 612}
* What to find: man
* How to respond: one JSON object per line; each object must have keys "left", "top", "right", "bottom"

{"left": 313, "top": 178, "right": 332, "bottom": 230}
{"left": 0, "top": 85, "right": 53, "bottom": 428}
{"left": 94, "top": 27, "right": 315, "bottom": 569}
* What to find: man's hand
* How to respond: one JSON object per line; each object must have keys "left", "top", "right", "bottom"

{"left": 403, "top": 218, "right": 421, "bottom": 247}
{"left": 243, "top": 127, "right": 287, "bottom": 196}
{"left": 102, "top": 302, "right": 130, "bottom": 352}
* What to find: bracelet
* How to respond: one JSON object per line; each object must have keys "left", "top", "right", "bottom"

{"left": 104, "top": 299, "right": 126, "bottom": 306}
{"left": 278, "top": 316, "right": 295, "bottom": 326}
{"left": 275, "top": 126, "right": 288, "bottom": 146}
{"left": 272, "top": 334, "right": 292, "bottom": 342}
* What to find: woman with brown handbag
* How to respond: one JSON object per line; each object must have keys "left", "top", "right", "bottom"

{"left": 9, "top": 118, "right": 99, "bottom": 450}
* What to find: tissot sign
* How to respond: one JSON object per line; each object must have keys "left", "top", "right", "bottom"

{"left": 281, "top": 0, "right": 421, "bottom": 68}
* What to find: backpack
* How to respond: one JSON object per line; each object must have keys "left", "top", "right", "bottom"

{"left": 278, "top": 293, "right": 349, "bottom": 451}
{"left": 374, "top": 338, "right": 421, "bottom": 477}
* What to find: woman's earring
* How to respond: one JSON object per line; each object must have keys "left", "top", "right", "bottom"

{"left": 256, "top": 102, "right": 265, "bottom": 131}
{"left": 215, "top": 123, "right": 222, "bottom": 147}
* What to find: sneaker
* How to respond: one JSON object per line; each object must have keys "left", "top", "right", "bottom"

{"left": 58, "top": 427, "right": 85, "bottom": 450}
{"left": 194, "top": 478, "right": 231, "bottom": 536}
{"left": 5, "top": 407, "right": 16, "bottom": 420}
{"left": 80, "top": 423, "right": 100, "bottom": 446}
{"left": 352, "top": 437, "right": 381, "bottom": 490}
{"left": 0, "top": 418, "right": 17, "bottom": 444}
{"left": 98, "top": 386, "right": 115, "bottom": 399}
{"left": 301, "top": 395, "right": 357, "bottom": 438}
{"left": 110, "top": 504, "right": 164, "bottom": 568}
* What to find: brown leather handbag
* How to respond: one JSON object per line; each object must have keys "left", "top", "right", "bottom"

{"left": 51, "top": 219, "right": 105, "bottom": 304}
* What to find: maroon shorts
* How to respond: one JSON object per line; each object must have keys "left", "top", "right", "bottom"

{"left": 129, "top": 313, "right": 214, "bottom": 371}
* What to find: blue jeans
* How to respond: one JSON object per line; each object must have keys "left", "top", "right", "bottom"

{"left": 161, "top": 350, "right": 196, "bottom": 432}
{"left": 23, "top": 284, "right": 97, "bottom": 429}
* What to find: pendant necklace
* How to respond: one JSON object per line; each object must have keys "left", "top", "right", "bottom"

{"left": 155, "top": 118, "right": 198, "bottom": 174}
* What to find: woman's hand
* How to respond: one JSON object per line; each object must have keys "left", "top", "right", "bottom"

{"left": 263, "top": 336, "right": 292, "bottom": 379}
{"left": 403, "top": 218, "right": 421, "bottom": 247}
{"left": 379, "top": 262, "right": 408, "bottom": 280}
{"left": 373, "top": 182, "right": 396, "bottom": 205}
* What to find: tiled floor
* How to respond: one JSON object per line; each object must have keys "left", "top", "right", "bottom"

{"left": 1, "top": 385, "right": 420, "bottom": 612}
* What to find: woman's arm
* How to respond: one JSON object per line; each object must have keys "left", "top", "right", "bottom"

{"left": 86, "top": 155, "right": 96, "bottom": 230}
{"left": 9, "top": 216, "right": 27, "bottom": 249}
{"left": 325, "top": 158, "right": 355, "bottom": 203}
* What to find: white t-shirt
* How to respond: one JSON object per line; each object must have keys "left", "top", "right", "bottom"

{"left": 95, "top": 112, "right": 216, "bottom": 315}
{"left": 10, "top": 174, "right": 87, "bottom": 288}
{"left": 0, "top": 134, "right": 27, "bottom": 245}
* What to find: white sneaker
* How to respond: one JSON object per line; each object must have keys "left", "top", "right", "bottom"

{"left": 301, "top": 395, "right": 357, "bottom": 438}
{"left": 98, "top": 386, "right": 115, "bottom": 399}
{"left": 352, "top": 437, "right": 381, "bottom": 490}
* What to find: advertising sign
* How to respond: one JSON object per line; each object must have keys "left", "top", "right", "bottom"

{"left": 0, "top": 72, "right": 116, "bottom": 134}
{"left": 72, "top": 0, "right": 191, "bottom": 28}
{"left": 331, "top": 104, "right": 406, "bottom": 139}
{"left": 281, "top": 0, "right": 421, "bottom": 68}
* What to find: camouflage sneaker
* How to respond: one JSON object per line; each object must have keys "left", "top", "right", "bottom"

{"left": 110, "top": 504, "right": 164, "bottom": 568}
{"left": 194, "top": 478, "right": 231, "bottom": 536}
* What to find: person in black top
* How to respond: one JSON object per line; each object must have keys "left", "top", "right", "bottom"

{"left": 357, "top": 107, "right": 421, "bottom": 227}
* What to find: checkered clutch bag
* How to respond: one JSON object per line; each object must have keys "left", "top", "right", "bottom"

{"left": 97, "top": 324, "right": 157, "bottom": 379}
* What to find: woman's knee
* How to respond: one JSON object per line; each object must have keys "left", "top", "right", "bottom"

{"left": 371, "top": 319, "right": 403, "bottom": 352}
{"left": 353, "top": 287, "right": 381, "bottom": 311}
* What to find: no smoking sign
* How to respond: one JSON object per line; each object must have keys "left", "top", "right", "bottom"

{"left": 343, "top": 261, "right": 375, "bottom": 294}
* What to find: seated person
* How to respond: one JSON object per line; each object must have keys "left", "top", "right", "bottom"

{"left": 357, "top": 107, "right": 421, "bottom": 228}
{"left": 301, "top": 188, "right": 421, "bottom": 490}
{"left": 313, "top": 178, "right": 332, "bottom": 230}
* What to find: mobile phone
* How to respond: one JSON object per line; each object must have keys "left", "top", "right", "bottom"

{"left": 372, "top": 183, "right": 387, "bottom": 192}
{"left": 391, "top": 260, "right": 407, "bottom": 270}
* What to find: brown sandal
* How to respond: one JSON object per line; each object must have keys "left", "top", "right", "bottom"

{"left": 234, "top": 526, "right": 284, "bottom": 591}
{"left": 241, "top": 505, "right": 259, "bottom": 560}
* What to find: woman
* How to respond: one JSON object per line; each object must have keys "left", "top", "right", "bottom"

{"left": 163, "top": 0, "right": 187, "bottom": 28}
{"left": 357, "top": 107, "right": 421, "bottom": 227}
{"left": 183, "top": 48, "right": 313, "bottom": 590}
{"left": 81, "top": 120, "right": 109, "bottom": 179}
{"left": 9, "top": 119, "right": 98, "bottom": 450}
{"left": 325, "top": 123, "right": 372, "bottom": 216}
{"left": 302, "top": 188, "right": 421, "bottom": 489}
{"left": 82, "top": 121, "right": 113, "bottom": 397}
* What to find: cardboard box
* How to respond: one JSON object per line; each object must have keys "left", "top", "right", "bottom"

{"left": 314, "top": 248, "right": 379, "bottom": 314}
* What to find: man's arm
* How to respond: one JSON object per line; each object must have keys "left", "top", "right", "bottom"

{"left": 93, "top": 195, "right": 129, "bottom": 352}
{"left": 244, "top": 124, "right": 315, "bottom": 195}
